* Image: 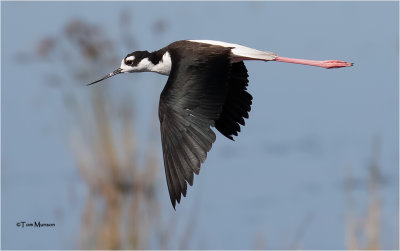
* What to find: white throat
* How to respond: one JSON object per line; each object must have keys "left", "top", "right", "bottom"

{"left": 150, "top": 51, "right": 172, "bottom": 75}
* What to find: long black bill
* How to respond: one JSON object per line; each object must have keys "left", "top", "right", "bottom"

{"left": 87, "top": 68, "right": 122, "bottom": 86}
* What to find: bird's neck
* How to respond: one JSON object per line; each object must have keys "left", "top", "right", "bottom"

{"left": 145, "top": 50, "right": 172, "bottom": 76}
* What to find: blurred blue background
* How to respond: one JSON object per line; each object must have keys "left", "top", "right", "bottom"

{"left": 2, "top": 1, "right": 398, "bottom": 250}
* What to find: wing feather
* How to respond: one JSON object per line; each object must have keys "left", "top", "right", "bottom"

{"left": 215, "top": 61, "right": 252, "bottom": 140}
{"left": 158, "top": 42, "right": 253, "bottom": 208}
{"left": 158, "top": 45, "right": 231, "bottom": 208}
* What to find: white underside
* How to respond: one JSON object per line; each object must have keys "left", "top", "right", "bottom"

{"left": 188, "top": 40, "right": 277, "bottom": 62}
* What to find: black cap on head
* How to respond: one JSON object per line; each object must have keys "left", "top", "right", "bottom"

{"left": 124, "top": 50, "right": 151, "bottom": 66}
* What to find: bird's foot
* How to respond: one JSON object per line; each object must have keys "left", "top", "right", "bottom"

{"left": 319, "top": 60, "right": 354, "bottom": 69}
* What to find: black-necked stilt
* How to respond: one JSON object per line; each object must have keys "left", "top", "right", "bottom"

{"left": 88, "top": 40, "right": 353, "bottom": 208}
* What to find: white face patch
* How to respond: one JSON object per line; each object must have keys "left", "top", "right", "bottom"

{"left": 125, "top": 55, "right": 134, "bottom": 62}
{"left": 120, "top": 59, "right": 133, "bottom": 73}
{"left": 120, "top": 56, "right": 136, "bottom": 72}
{"left": 133, "top": 58, "right": 155, "bottom": 72}
{"left": 120, "top": 51, "right": 171, "bottom": 76}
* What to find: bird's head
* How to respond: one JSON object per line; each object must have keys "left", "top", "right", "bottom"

{"left": 120, "top": 50, "right": 152, "bottom": 73}
{"left": 87, "top": 50, "right": 153, "bottom": 86}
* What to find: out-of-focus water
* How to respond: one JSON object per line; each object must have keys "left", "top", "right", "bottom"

{"left": 2, "top": 2, "right": 398, "bottom": 249}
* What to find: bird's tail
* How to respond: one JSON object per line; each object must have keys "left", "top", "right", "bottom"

{"left": 231, "top": 46, "right": 277, "bottom": 62}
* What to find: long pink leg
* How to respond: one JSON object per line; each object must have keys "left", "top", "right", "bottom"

{"left": 275, "top": 56, "right": 353, "bottom": 69}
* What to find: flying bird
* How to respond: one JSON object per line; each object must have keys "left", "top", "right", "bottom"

{"left": 88, "top": 40, "right": 353, "bottom": 208}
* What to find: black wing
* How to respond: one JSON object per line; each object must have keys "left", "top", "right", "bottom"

{"left": 158, "top": 44, "right": 252, "bottom": 208}
{"left": 215, "top": 61, "right": 252, "bottom": 140}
